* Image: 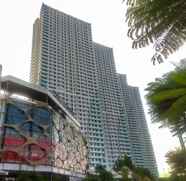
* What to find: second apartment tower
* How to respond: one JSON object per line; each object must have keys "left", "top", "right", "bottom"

{"left": 30, "top": 4, "right": 157, "bottom": 175}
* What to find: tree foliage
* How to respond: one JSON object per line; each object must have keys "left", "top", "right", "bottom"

{"left": 158, "top": 178, "right": 170, "bottom": 181}
{"left": 135, "top": 167, "right": 155, "bottom": 181}
{"left": 84, "top": 156, "right": 156, "bottom": 181}
{"left": 124, "top": 0, "right": 186, "bottom": 64}
{"left": 166, "top": 148, "right": 186, "bottom": 177}
{"left": 119, "top": 167, "right": 132, "bottom": 181}
{"left": 16, "top": 172, "right": 48, "bottom": 181}
{"left": 95, "top": 165, "right": 114, "bottom": 181}
{"left": 114, "top": 155, "right": 134, "bottom": 172}
{"left": 83, "top": 174, "right": 99, "bottom": 181}
{"left": 146, "top": 69, "right": 186, "bottom": 123}
{"left": 16, "top": 172, "right": 63, "bottom": 181}
{"left": 146, "top": 67, "right": 186, "bottom": 149}
{"left": 83, "top": 165, "right": 114, "bottom": 181}
{"left": 114, "top": 155, "right": 155, "bottom": 181}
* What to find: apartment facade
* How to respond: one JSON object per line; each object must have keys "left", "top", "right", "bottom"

{"left": 118, "top": 74, "right": 158, "bottom": 176}
{"left": 93, "top": 43, "right": 131, "bottom": 167}
{"left": 30, "top": 4, "right": 158, "bottom": 176}
{"left": 30, "top": 4, "right": 106, "bottom": 168}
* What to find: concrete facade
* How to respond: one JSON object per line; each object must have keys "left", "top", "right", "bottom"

{"left": 118, "top": 74, "right": 158, "bottom": 176}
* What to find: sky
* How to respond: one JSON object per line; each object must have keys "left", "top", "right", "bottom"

{"left": 0, "top": 0, "right": 185, "bottom": 175}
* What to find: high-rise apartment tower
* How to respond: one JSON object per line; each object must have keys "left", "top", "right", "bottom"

{"left": 118, "top": 74, "right": 158, "bottom": 176}
{"left": 30, "top": 3, "right": 158, "bottom": 176}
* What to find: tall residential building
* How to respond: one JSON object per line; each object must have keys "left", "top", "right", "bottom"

{"left": 118, "top": 74, "right": 158, "bottom": 176}
{"left": 93, "top": 43, "right": 131, "bottom": 167}
{"left": 30, "top": 3, "right": 158, "bottom": 176}
{"left": 30, "top": 3, "right": 106, "bottom": 168}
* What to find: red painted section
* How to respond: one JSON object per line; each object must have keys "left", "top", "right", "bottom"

{"left": 1, "top": 136, "right": 53, "bottom": 164}
{"left": 4, "top": 137, "right": 25, "bottom": 146}
{"left": 1, "top": 151, "right": 24, "bottom": 162}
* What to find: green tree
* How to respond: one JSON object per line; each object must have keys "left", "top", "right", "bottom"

{"left": 158, "top": 178, "right": 170, "bottom": 181}
{"left": 16, "top": 172, "right": 47, "bottom": 181}
{"left": 146, "top": 68, "right": 186, "bottom": 150}
{"left": 170, "top": 175, "right": 186, "bottom": 181}
{"left": 166, "top": 148, "right": 186, "bottom": 179}
{"left": 95, "top": 165, "right": 114, "bottom": 181}
{"left": 114, "top": 155, "right": 155, "bottom": 181}
{"left": 125, "top": 0, "right": 186, "bottom": 64}
{"left": 120, "top": 167, "right": 132, "bottom": 181}
{"left": 114, "top": 155, "right": 134, "bottom": 172}
{"left": 16, "top": 172, "right": 63, "bottom": 181}
{"left": 83, "top": 165, "right": 114, "bottom": 181}
{"left": 135, "top": 167, "right": 155, "bottom": 181}
{"left": 83, "top": 174, "right": 99, "bottom": 181}
{"left": 114, "top": 155, "right": 135, "bottom": 180}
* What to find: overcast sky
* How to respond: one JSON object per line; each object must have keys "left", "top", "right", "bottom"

{"left": 1, "top": 0, "right": 185, "bottom": 175}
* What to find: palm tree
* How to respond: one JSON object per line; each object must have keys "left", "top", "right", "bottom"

{"left": 166, "top": 148, "right": 186, "bottom": 179}
{"left": 125, "top": 0, "right": 186, "bottom": 64}
{"left": 146, "top": 68, "right": 186, "bottom": 150}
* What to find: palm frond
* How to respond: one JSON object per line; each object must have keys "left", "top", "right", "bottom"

{"left": 146, "top": 66, "right": 186, "bottom": 128}
{"left": 125, "top": 0, "right": 186, "bottom": 63}
{"left": 170, "top": 70, "right": 186, "bottom": 85}
{"left": 150, "top": 88, "right": 186, "bottom": 104}
{"left": 162, "top": 95, "right": 186, "bottom": 123}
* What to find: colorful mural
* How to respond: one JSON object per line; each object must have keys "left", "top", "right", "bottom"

{"left": 0, "top": 99, "right": 87, "bottom": 174}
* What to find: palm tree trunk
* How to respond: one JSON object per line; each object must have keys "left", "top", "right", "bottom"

{"left": 177, "top": 132, "right": 186, "bottom": 151}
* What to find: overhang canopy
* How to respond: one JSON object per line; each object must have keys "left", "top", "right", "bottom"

{"left": 1, "top": 75, "right": 80, "bottom": 128}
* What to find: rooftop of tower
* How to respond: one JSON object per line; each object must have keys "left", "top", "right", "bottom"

{"left": 41, "top": 3, "right": 118, "bottom": 52}
{"left": 93, "top": 42, "right": 114, "bottom": 50}
{"left": 42, "top": 3, "right": 91, "bottom": 26}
